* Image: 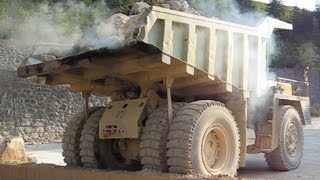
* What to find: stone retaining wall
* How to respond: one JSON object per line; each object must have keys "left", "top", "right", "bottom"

{"left": 0, "top": 69, "right": 107, "bottom": 144}
{"left": 0, "top": 40, "right": 32, "bottom": 70}
{"left": 0, "top": 40, "right": 107, "bottom": 144}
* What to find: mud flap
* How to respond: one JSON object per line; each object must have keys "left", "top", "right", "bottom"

{"left": 300, "top": 100, "right": 311, "bottom": 125}
{"left": 99, "top": 99, "right": 147, "bottom": 139}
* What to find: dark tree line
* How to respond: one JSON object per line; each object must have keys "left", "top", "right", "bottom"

{"left": 256, "top": 0, "right": 320, "bottom": 68}
{"left": 268, "top": 0, "right": 320, "bottom": 68}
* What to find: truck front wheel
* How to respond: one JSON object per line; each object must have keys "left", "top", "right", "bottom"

{"left": 167, "top": 101, "right": 240, "bottom": 177}
{"left": 265, "top": 105, "right": 304, "bottom": 171}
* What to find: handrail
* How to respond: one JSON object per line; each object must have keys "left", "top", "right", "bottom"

{"left": 277, "top": 77, "right": 305, "bottom": 84}
{"left": 276, "top": 77, "right": 309, "bottom": 97}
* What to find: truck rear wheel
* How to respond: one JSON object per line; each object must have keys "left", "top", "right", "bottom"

{"left": 62, "top": 107, "right": 100, "bottom": 166}
{"left": 79, "top": 108, "right": 105, "bottom": 168}
{"left": 79, "top": 108, "right": 141, "bottom": 170}
{"left": 265, "top": 105, "right": 304, "bottom": 171}
{"left": 140, "top": 103, "right": 186, "bottom": 172}
{"left": 167, "top": 101, "right": 240, "bottom": 177}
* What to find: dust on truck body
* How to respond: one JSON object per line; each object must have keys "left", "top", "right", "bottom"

{"left": 18, "top": 6, "right": 311, "bottom": 176}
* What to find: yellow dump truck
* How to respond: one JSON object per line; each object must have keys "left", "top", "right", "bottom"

{"left": 18, "top": 6, "right": 311, "bottom": 177}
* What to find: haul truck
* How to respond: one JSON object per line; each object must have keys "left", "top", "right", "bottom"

{"left": 18, "top": 6, "right": 311, "bottom": 177}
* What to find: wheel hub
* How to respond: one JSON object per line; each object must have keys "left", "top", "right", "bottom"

{"left": 201, "top": 124, "right": 228, "bottom": 173}
{"left": 204, "top": 132, "right": 219, "bottom": 168}
{"left": 285, "top": 122, "right": 299, "bottom": 157}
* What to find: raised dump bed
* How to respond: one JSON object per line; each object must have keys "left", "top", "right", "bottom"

{"left": 18, "top": 6, "right": 292, "bottom": 99}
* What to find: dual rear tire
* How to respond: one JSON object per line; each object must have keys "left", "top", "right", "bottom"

{"left": 79, "top": 108, "right": 141, "bottom": 170}
{"left": 140, "top": 100, "right": 240, "bottom": 177}
{"left": 63, "top": 107, "right": 140, "bottom": 170}
{"left": 62, "top": 107, "right": 100, "bottom": 166}
{"left": 139, "top": 103, "right": 187, "bottom": 171}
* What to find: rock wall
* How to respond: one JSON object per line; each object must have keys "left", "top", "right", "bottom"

{"left": 0, "top": 40, "right": 107, "bottom": 144}
{"left": 0, "top": 69, "right": 107, "bottom": 144}
{"left": 0, "top": 40, "right": 32, "bottom": 70}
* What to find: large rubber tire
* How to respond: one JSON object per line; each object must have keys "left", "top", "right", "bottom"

{"left": 167, "top": 100, "right": 240, "bottom": 177}
{"left": 140, "top": 103, "right": 186, "bottom": 172}
{"left": 265, "top": 105, "right": 304, "bottom": 171}
{"left": 79, "top": 108, "right": 105, "bottom": 168}
{"left": 79, "top": 108, "right": 142, "bottom": 170}
{"left": 62, "top": 107, "right": 100, "bottom": 166}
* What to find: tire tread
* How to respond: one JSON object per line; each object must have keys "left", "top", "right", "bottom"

{"left": 166, "top": 100, "right": 240, "bottom": 176}
{"left": 140, "top": 103, "right": 186, "bottom": 171}
{"left": 265, "top": 105, "right": 304, "bottom": 171}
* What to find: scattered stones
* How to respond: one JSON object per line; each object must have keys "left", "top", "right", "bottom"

{"left": 0, "top": 137, "right": 37, "bottom": 163}
{"left": 168, "top": 1, "right": 183, "bottom": 11}
{"left": 146, "top": 0, "right": 201, "bottom": 15}
{"left": 132, "top": 2, "right": 151, "bottom": 14}
{"left": 78, "top": 13, "right": 130, "bottom": 50}
{"left": 159, "top": 3, "right": 170, "bottom": 9}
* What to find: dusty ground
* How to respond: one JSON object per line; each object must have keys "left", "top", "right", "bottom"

{"left": 238, "top": 118, "right": 320, "bottom": 180}
{"left": 25, "top": 143, "right": 65, "bottom": 166}
{"left": 0, "top": 164, "right": 239, "bottom": 180}
{"left": 2, "top": 119, "right": 319, "bottom": 180}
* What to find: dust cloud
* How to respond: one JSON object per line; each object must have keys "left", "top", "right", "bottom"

{"left": 188, "top": 0, "right": 281, "bottom": 129}
{"left": 0, "top": 0, "right": 132, "bottom": 50}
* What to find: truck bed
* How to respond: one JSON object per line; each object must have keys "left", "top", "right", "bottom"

{"left": 18, "top": 6, "right": 292, "bottom": 98}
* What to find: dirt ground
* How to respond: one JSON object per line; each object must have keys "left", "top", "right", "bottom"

{"left": 1, "top": 119, "right": 319, "bottom": 180}
{"left": 238, "top": 118, "right": 320, "bottom": 180}
{"left": 0, "top": 164, "right": 241, "bottom": 180}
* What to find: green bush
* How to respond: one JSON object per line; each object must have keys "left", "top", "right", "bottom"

{"left": 311, "top": 104, "right": 320, "bottom": 117}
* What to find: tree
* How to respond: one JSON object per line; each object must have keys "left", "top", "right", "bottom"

{"left": 315, "top": 0, "right": 320, "bottom": 18}
{"left": 315, "top": 0, "right": 320, "bottom": 28}
{"left": 295, "top": 42, "right": 320, "bottom": 67}
{"left": 312, "top": 16, "right": 320, "bottom": 47}
{"left": 269, "top": 0, "right": 293, "bottom": 22}
{"left": 251, "top": 1, "right": 268, "bottom": 13}
{"left": 235, "top": 0, "right": 267, "bottom": 13}
{"left": 270, "top": 40, "right": 297, "bottom": 68}
{"left": 236, "top": 0, "right": 252, "bottom": 13}
{"left": 269, "top": 0, "right": 283, "bottom": 17}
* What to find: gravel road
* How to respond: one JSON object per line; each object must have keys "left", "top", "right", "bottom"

{"left": 25, "top": 119, "right": 320, "bottom": 180}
